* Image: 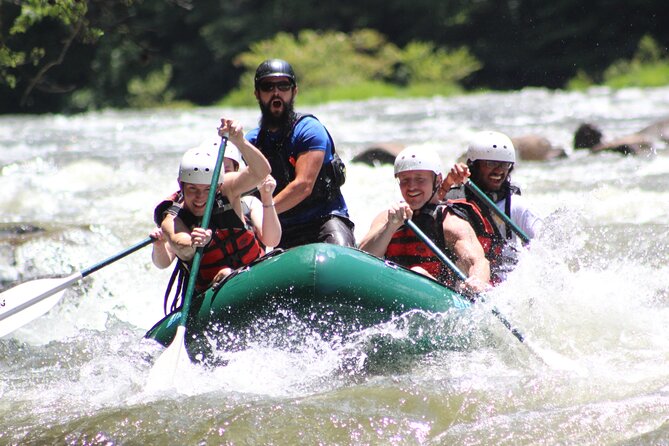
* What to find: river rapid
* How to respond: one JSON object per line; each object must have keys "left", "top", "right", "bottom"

{"left": 1, "top": 86, "right": 668, "bottom": 445}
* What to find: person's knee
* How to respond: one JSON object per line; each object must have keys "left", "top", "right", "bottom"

{"left": 320, "top": 217, "right": 356, "bottom": 247}
{"left": 326, "top": 230, "right": 355, "bottom": 247}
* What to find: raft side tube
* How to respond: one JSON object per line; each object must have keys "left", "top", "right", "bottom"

{"left": 145, "top": 244, "right": 470, "bottom": 348}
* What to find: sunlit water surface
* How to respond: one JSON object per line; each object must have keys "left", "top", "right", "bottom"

{"left": 1, "top": 86, "right": 669, "bottom": 445}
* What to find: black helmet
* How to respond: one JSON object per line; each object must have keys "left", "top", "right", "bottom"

{"left": 254, "top": 59, "right": 296, "bottom": 88}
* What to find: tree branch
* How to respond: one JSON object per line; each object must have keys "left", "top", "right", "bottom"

{"left": 20, "top": 19, "right": 84, "bottom": 107}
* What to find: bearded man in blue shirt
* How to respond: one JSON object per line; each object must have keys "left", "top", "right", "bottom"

{"left": 245, "top": 59, "right": 355, "bottom": 249}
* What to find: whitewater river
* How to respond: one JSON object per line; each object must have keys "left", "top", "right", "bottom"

{"left": 1, "top": 86, "right": 668, "bottom": 445}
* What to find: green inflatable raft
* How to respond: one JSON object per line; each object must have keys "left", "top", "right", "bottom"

{"left": 145, "top": 243, "right": 471, "bottom": 359}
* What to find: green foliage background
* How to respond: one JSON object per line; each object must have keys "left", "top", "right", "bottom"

{"left": 1, "top": 0, "right": 668, "bottom": 113}
{"left": 223, "top": 29, "right": 480, "bottom": 106}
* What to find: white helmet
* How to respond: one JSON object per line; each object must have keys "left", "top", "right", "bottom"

{"left": 223, "top": 144, "right": 243, "bottom": 170}
{"left": 394, "top": 145, "right": 443, "bottom": 177}
{"left": 198, "top": 136, "right": 243, "bottom": 171}
{"left": 466, "top": 131, "right": 516, "bottom": 163}
{"left": 178, "top": 147, "right": 223, "bottom": 185}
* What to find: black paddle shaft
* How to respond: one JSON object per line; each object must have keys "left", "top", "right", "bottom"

{"left": 404, "top": 219, "right": 526, "bottom": 344}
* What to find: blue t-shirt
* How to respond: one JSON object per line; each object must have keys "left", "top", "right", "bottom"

{"left": 246, "top": 116, "right": 349, "bottom": 226}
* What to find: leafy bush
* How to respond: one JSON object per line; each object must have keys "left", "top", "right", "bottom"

{"left": 399, "top": 41, "right": 481, "bottom": 84}
{"left": 566, "top": 69, "right": 595, "bottom": 90}
{"left": 223, "top": 28, "right": 480, "bottom": 105}
{"left": 604, "top": 62, "right": 669, "bottom": 89}
{"left": 233, "top": 29, "right": 400, "bottom": 90}
{"left": 603, "top": 35, "right": 669, "bottom": 88}
{"left": 126, "top": 64, "right": 177, "bottom": 109}
{"left": 568, "top": 35, "right": 669, "bottom": 90}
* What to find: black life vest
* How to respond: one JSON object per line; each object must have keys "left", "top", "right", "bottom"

{"left": 384, "top": 204, "right": 458, "bottom": 287}
{"left": 255, "top": 113, "right": 346, "bottom": 221}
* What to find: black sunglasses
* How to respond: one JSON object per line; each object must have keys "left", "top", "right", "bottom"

{"left": 258, "top": 81, "right": 294, "bottom": 92}
{"left": 481, "top": 160, "right": 514, "bottom": 170}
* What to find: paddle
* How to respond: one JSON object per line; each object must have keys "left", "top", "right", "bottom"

{"left": 404, "top": 219, "right": 525, "bottom": 343}
{"left": 0, "top": 236, "right": 153, "bottom": 338}
{"left": 147, "top": 135, "right": 228, "bottom": 388}
{"left": 405, "top": 218, "right": 586, "bottom": 373}
{"left": 465, "top": 180, "right": 530, "bottom": 244}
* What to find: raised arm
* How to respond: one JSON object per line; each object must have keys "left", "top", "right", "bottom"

{"left": 438, "top": 162, "right": 470, "bottom": 200}
{"left": 218, "top": 118, "right": 271, "bottom": 198}
{"left": 248, "top": 175, "right": 282, "bottom": 247}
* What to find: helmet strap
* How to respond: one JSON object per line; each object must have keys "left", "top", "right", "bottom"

{"left": 420, "top": 173, "right": 441, "bottom": 210}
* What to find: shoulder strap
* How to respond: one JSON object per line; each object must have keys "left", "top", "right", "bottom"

{"left": 292, "top": 113, "right": 337, "bottom": 154}
{"left": 412, "top": 203, "right": 449, "bottom": 249}
{"left": 174, "top": 205, "right": 199, "bottom": 229}
{"left": 447, "top": 198, "right": 502, "bottom": 239}
{"left": 503, "top": 189, "right": 513, "bottom": 239}
{"left": 444, "top": 185, "right": 466, "bottom": 201}
{"left": 153, "top": 191, "right": 183, "bottom": 226}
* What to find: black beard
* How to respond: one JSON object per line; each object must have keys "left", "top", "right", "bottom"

{"left": 259, "top": 97, "right": 296, "bottom": 132}
{"left": 470, "top": 161, "right": 513, "bottom": 191}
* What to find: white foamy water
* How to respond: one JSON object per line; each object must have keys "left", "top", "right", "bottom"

{"left": 1, "top": 86, "right": 669, "bottom": 445}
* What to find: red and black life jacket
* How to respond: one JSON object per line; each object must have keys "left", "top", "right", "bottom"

{"left": 153, "top": 192, "right": 263, "bottom": 313}
{"left": 384, "top": 204, "right": 458, "bottom": 287}
{"left": 171, "top": 194, "right": 264, "bottom": 291}
{"left": 447, "top": 198, "right": 506, "bottom": 284}
{"left": 445, "top": 184, "right": 520, "bottom": 284}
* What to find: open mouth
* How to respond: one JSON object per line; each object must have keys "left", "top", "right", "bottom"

{"left": 191, "top": 201, "right": 206, "bottom": 213}
{"left": 488, "top": 172, "right": 505, "bottom": 183}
